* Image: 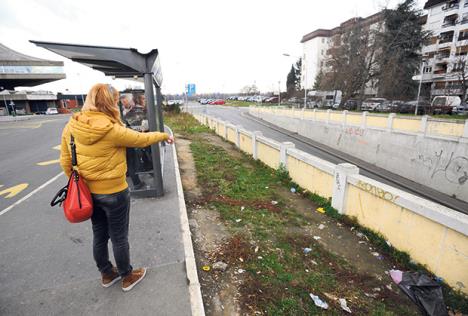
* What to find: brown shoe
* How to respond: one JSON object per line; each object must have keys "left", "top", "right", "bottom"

{"left": 122, "top": 268, "right": 147, "bottom": 292}
{"left": 101, "top": 267, "right": 121, "bottom": 288}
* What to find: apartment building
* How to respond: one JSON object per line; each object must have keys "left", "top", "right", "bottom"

{"left": 421, "top": 0, "right": 468, "bottom": 98}
{"left": 301, "top": 12, "right": 384, "bottom": 96}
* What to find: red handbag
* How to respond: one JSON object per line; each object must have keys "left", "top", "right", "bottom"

{"left": 51, "top": 135, "right": 93, "bottom": 223}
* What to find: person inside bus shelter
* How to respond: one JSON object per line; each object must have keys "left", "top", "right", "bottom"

{"left": 122, "top": 93, "right": 152, "bottom": 189}
{"left": 120, "top": 93, "right": 134, "bottom": 116}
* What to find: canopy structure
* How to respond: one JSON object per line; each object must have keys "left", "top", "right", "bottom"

{"left": 0, "top": 43, "right": 65, "bottom": 89}
{"left": 31, "top": 40, "right": 166, "bottom": 198}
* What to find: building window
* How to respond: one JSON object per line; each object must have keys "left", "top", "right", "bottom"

{"left": 439, "top": 31, "right": 455, "bottom": 44}
{"left": 459, "top": 28, "right": 468, "bottom": 40}
{"left": 423, "top": 66, "right": 432, "bottom": 73}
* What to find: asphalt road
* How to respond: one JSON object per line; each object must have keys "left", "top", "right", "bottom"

{"left": 188, "top": 103, "right": 468, "bottom": 214}
{"left": 0, "top": 115, "right": 69, "bottom": 210}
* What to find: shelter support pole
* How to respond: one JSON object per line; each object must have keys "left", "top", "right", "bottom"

{"left": 155, "top": 85, "right": 165, "bottom": 133}
{"left": 144, "top": 73, "right": 164, "bottom": 197}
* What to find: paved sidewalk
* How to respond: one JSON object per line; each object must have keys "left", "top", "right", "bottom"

{"left": 0, "top": 141, "right": 203, "bottom": 315}
{"left": 0, "top": 115, "right": 36, "bottom": 122}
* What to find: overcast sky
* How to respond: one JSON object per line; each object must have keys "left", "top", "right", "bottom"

{"left": 0, "top": 0, "right": 425, "bottom": 94}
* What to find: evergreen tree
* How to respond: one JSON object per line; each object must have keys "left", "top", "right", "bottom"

{"left": 294, "top": 58, "right": 302, "bottom": 91}
{"left": 313, "top": 70, "right": 324, "bottom": 90}
{"left": 286, "top": 65, "right": 296, "bottom": 97}
{"left": 377, "top": 0, "right": 430, "bottom": 100}
{"left": 286, "top": 58, "right": 302, "bottom": 97}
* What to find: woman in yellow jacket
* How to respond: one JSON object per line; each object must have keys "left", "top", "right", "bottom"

{"left": 60, "top": 83, "right": 173, "bottom": 292}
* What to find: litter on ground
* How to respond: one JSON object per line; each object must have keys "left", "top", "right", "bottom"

{"left": 316, "top": 207, "right": 325, "bottom": 214}
{"left": 339, "top": 298, "right": 352, "bottom": 313}
{"left": 309, "top": 294, "right": 329, "bottom": 309}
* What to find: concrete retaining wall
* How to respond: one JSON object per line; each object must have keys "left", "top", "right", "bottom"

{"left": 190, "top": 112, "right": 468, "bottom": 294}
{"left": 250, "top": 107, "right": 468, "bottom": 203}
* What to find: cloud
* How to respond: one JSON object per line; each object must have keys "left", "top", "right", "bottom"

{"left": 0, "top": 0, "right": 426, "bottom": 94}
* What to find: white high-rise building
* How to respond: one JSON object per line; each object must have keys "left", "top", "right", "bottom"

{"left": 421, "top": 0, "right": 468, "bottom": 98}
{"left": 301, "top": 12, "right": 384, "bottom": 94}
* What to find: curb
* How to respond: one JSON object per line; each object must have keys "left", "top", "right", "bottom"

{"left": 166, "top": 125, "right": 205, "bottom": 316}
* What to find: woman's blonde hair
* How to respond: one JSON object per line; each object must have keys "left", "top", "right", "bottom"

{"left": 82, "top": 83, "right": 122, "bottom": 124}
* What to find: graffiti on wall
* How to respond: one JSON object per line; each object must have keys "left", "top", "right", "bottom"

{"left": 411, "top": 150, "right": 468, "bottom": 185}
{"left": 356, "top": 180, "right": 399, "bottom": 202}
{"left": 344, "top": 127, "right": 365, "bottom": 137}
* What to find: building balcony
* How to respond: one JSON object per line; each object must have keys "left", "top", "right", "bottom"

{"left": 439, "top": 38, "right": 454, "bottom": 44}
{"left": 442, "top": 3, "right": 460, "bottom": 11}
{"left": 432, "top": 88, "right": 463, "bottom": 96}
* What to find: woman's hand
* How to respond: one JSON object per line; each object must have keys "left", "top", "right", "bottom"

{"left": 166, "top": 135, "right": 175, "bottom": 144}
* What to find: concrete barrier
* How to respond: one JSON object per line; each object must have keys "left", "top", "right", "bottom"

{"left": 191, "top": 111, "right": 468, "bottom": 294}
{"left": 250, "top": 106, "right": 468, "bottom": 203}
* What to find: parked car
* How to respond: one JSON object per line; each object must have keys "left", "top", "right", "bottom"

{"left": 265, "top": 97, "right": 279, "bottom": 103}
{"left": 453, "top": 102, "right": 468, "bottom": 115}
{"left": 342, "top": 99, "right": 361, "bottom": 110}
{"left": 46, "top": 107, "right": 59, "bottom": 115}
{"left": 395, "top": 100, "right": 431, "bottom": 114}
{"left": 209, "top": 99, "right": 225, "bottom": 105}
{"left": 431, "top": 96, "right": 460, "bottom": 114}
{"left": 287, "top": 97, "right": 300, "bottom": 104}
{"left": 361, "top": 98, "right": 389, "bottom": 111}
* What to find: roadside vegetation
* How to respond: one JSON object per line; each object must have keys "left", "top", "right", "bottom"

{"left": 166, "top": 112, "right": 467, "bottom": 315}
{"left": 225, "top": 100, "right": 254, "bottom": 107}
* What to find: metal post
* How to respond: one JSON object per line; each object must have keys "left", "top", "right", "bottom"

{"left": 155, "top": 85, "right": 165, "bottom": 132}
{"left": 303, "top": 56, "right": 307, "bottom": 109}
{"left": 278, "top": 81, "right": 281, "bottom": 107}
{"left": 415, "top": 60, "right": 425, "bottom": 115}
{"left": 144, "top": 73, "right": 164, "bottom": 197}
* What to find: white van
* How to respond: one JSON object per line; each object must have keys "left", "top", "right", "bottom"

{"left": 431, "top": 96, "right": 461, "bottom": 114}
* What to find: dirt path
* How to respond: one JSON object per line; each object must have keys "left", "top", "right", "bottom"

{"left": 176, "top": 135, "right": 242, "bottom": 315}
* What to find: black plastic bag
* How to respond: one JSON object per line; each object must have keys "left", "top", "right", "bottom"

{"left": 392, "top": 270, "right": 447, "bottom": 316}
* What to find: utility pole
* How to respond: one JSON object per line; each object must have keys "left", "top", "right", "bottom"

{"left": 278, "top": 81, "right": 281, "bottom": 106}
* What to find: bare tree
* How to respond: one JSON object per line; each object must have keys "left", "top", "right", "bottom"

{"left": 240, "top": 84, "right": 259, "bottom": 95}
{"left": 319, "top": 19, "right": 382, "bottom": 103}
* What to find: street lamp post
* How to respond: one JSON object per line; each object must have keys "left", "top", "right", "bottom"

{"left": 415, "top": 59, "right": 426, "bottom": 116}
{"left": 0, "top": 86, "right": 10, "bottom": 116}
{"left": 278, "top": 81, "right": 281, "bottom": 107}
{"left": 9, "top": 101, "right": 16, "bottom": 117}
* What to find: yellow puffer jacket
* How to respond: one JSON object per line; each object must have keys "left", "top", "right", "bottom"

{"left": 60, "top": 111, "right": 169, "bottom": 194}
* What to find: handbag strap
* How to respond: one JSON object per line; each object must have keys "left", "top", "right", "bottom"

{"left": 70, "top": 134, "right": 77, "bottom": 168}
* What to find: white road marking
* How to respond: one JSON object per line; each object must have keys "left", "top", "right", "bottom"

{"left": 0, "top": 172, "right": 64, "bottom": 217}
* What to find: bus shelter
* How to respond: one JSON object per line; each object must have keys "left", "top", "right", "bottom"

{"left": 31, "top": 40, "right": 166, "bottom": 198}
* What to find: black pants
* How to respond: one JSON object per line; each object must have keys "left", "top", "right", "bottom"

{"left": 91, "top": 188, "right": 132, "bottom": 277}
{"left": 126, "top": 148, "right": 141, "bottom": 186}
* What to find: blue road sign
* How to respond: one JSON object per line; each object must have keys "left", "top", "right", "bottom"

{"left": 186, "top": 83, "right": 196, "bottom": 96}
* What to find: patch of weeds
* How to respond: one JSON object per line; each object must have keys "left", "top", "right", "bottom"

{"left": 165, "top": 112, "right": 210, "bottom": 136}
{"left": 190, "top": 138, "right": 418, "bottom": 314}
